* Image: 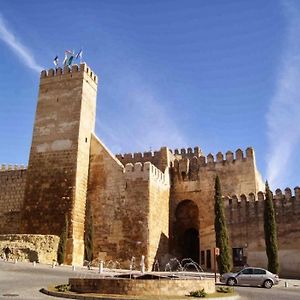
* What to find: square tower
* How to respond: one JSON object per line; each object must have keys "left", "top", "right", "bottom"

{"left": 20, "top": 64, "right": 98, "bottom": 265}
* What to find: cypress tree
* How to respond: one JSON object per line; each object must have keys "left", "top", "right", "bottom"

{"left": 263, "top": 181, "right": 279, "bottom": 274}
{"left": 57, "top": 213, "right": 68, "bottom": 265}
{"left": 84, "top": 202, "right": 94, "bottom": 262}
{"left": 214, "top": 175, "right": 232, "bottom": 274}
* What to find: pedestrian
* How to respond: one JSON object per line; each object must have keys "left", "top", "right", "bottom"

{"left": 4, "top": 247, "right": 11, "bottom": 261}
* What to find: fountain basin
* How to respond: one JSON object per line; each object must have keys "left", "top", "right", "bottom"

{"left": 69, "top": 275, "right": 215, "bottom": 296}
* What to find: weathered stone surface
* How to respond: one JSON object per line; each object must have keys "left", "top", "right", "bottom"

{"left": 0, "top": 234, "right": 59, "bottom": 263}
{"left": 69, "top": 277, "right": 215, "bottom": 295}
{"left": 0, "top": 168, "right": 26, "bottom": 233}
{"left": 0, "top": 62, "right": 299, "bottom": 278}
{"left": 20, "top": 64, "right": 97, "bottom": 266}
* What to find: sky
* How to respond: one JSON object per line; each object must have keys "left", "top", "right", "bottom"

{"left": 0, "top": 0, "right": 299, "bottom": 191}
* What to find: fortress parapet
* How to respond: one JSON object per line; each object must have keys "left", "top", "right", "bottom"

{"left": 1, "top": 164, "right": 26, "bottom": 171}
{"left": 116, "top": 147, "right": 171, "bottom": 172}
{"left": 40, "top": 63, "right": 98, "bottom": 85}
{"left": 173, "top": 146, "right": 204, "bottom": 158}
{"left": 224, "top": 186, "right": 300, "bottom": 224}
{"left": 124, "top": 162, "right": 169, "bottom": 186}
{"left": 172, "top": 147, "right": 256, "bottom": 181}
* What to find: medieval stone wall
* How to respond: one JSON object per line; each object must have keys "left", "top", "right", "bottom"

{"left": 0, "top": 165, "right": 26, "bottom": 234}
{"left": 88, "top": 135, "right": 170, "bottom": 270}
{"left": 170, "top": 148, "right": 264, "bottom": 269}
{"left": 20, "top": 64, "right": 97, "bottom": 265}
{"left": 116, "top": 147, "right": 172, "bottom": 172}
{"left": 225, "top": 187, "right": 300, "bottom": 277}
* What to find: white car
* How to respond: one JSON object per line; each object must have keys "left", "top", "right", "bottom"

{"left": 220, "top": 267, "right": 279, "bottom": 288}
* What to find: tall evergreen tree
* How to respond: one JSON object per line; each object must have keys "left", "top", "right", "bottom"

{"left": 57, "top": 213, "right": 68, "bottom": 265}
{"left": 84, "top": 202, "right": 94, "bottom": 262}
{"left": 264, "top": 181, "right": 279, "bottom": 274}
{"left": 214, "top": 175, "right": 232, "bottom": 274}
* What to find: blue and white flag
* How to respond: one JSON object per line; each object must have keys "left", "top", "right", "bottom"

{"left": 53, "top": 56, "right": 59, "bottom": 67}
{"left": 76, "top": 49, "right": 83, "bottom": 60}
{"left": 63, "top": 50, "right": 74, "bottom": 66}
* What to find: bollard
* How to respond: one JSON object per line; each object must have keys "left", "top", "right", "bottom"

{"left": 14, "top": 259, "right": 17, "bottom": 264}
{"left": 52, "top": 261, "right": 56, "bottom": 268}
{"left": 99, "top": 261, "right": 103, "bottom": 274}
{"left": 72, "top": 265, "right": 76, "bottom": 271}
{"left": 33, "top": 261, "right": 36, "bottom": 267}
{"left": 140, "top": 255, "right": 145, "bottom": 274}
{"left": 285, "top": 281, "right": 289, "bottom": 288}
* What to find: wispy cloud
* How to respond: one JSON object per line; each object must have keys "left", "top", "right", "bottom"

{"left": 96, "top": 69, "right": 187, "bottom": 154}
{"left": 0, "top": 15, "right": 42, "bottom": 73}
{"left": 266, "top": 1, "right": 300, "bottom": 188}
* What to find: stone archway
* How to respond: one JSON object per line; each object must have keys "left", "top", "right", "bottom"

{"left": 173, "top": 200, "right": 199, "bottom": 263}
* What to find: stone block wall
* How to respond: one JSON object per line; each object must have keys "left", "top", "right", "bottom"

{"left": 0, "top": 166, "right": 26, "bottom": 234}
{"left": 225, "top": 187, "right": 300, "bottom": 277}
{"left": 88, "top": 135, "right": 171, "bottom": 270}
{"left": 0, "top": 234, "right": 59, "bottom": 263}
{"left": 20, "top": 64, "right": 97, "bottom": 265}
{"left": 169, "top": 148, "right": 264, "bottom": 268}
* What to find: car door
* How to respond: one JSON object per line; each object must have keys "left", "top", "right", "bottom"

{"left": 252, "top": 268, "right": 267, "bottom": 286}
{"left": 236, "top": 268, "right": 254, "bottom": 285}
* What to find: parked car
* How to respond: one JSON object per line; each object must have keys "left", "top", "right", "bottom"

{"left": 220, "top": 267, "right": 279, "bottom": 288}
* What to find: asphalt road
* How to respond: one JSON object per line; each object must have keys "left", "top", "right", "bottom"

{"left": 0, "top": 260, "right": 300, "bottom": 299}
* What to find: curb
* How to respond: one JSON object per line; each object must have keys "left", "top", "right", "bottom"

{"left": 40, "top": 288, "right": 240, "bottom": 300}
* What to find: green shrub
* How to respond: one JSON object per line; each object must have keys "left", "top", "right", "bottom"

{"left": 214, "top": 176, "right": 232, "bottom": 274}
{"left": 217, "top": 286, "right": 234, "bottom": 293}
{"left": 55, "top": 284, "right": 70, "bottom": 292}
{"left": 189, "top": 289, "right": 207, "bottom": 298}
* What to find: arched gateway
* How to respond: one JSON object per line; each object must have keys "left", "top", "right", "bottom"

{"left": 173, "top": 200, "right": 199, "bottom": 263}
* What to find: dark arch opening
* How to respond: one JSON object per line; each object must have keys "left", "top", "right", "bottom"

{"left": 183, "top": 228, "right": 199, "bottom": 263}
{"left": 173, "top": 200, "right": 200, "bottom": 263}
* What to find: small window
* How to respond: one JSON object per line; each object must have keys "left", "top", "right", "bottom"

{"left": 85, "top": 137, "right": 88, "bottom": 143}
{"left": 253, "top": 268, "right": 266, "bottom": 275}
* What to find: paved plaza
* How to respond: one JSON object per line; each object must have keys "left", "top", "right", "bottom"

{"left": 0, "top": 260, "right": 300, "bottom": 299}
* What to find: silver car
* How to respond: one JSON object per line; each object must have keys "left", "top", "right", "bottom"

{"left": 220, "top": 267, "right": 279, "bottom": 288}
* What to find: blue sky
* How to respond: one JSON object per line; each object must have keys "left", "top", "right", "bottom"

{"left": 0, "top": 0, "right": 299, "bottom": 190}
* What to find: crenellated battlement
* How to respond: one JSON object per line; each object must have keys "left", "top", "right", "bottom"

{"left": 124, "top": 162, "right": 169, "bottom": 185}
{"left": 224, "top": 186, "right": 300, "bottom": 226}
{"left": 116, "top": 147, "right": 171, "bottom": 172}
{"left": 116, "top": 150, "right": 161, "bottom": 161}
{"left": 40, "top": 63, "right": 98, "bottom": 84}
{"left": 1, "top": 164, "right": 26, "bottom": 171}
{"left": 224, "top": 186, "right": 300, "bottom": 204}
{"left": 172, "top": 147, "right": 256, "bottom": 182}
{"left": 173, "top": 146, "right": 204, "bottom": 158}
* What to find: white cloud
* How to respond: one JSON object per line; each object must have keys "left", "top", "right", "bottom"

{"left": 266, "top": 1, "right": 300, "bottom": 188}
{"left": 0, "top": 15, "right": 42, "bottom": 73}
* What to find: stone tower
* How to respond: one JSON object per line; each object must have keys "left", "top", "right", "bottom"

{"left": 20, "top": 64, "right": 98, "bottom": 265}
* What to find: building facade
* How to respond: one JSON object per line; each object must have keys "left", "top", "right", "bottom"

{"left": 0, "top": 64, "right": 299, "bottom": 277}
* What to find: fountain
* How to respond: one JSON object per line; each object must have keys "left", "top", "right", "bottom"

{"left": 68, "top": 257, "right": 216, "bottom": 297}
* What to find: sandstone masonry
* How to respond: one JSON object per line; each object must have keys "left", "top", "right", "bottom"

{"left": 0, "top": 63, "right": 299, "bottom": 277}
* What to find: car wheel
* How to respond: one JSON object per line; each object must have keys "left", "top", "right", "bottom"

{"left": 227, "top": 277, "right": 237, "bottom": 286}
{"left": 264, "top": 279, "right": 273, "bottom": 289}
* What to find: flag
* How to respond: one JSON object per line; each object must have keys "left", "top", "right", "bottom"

{"left": 67, "top": 55, "right": 74, "bottom": 66}
{"left": 76, "top": 49, "right": 83, "bottom": 60}
{"left": 63, "top": 50, "right": 74, "bottom": 66}
{"left": 53, "top": 56, "right": 59, "bottom": 67}
{"left": 63, "top": 53, "right": 68, "bottom": 66}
